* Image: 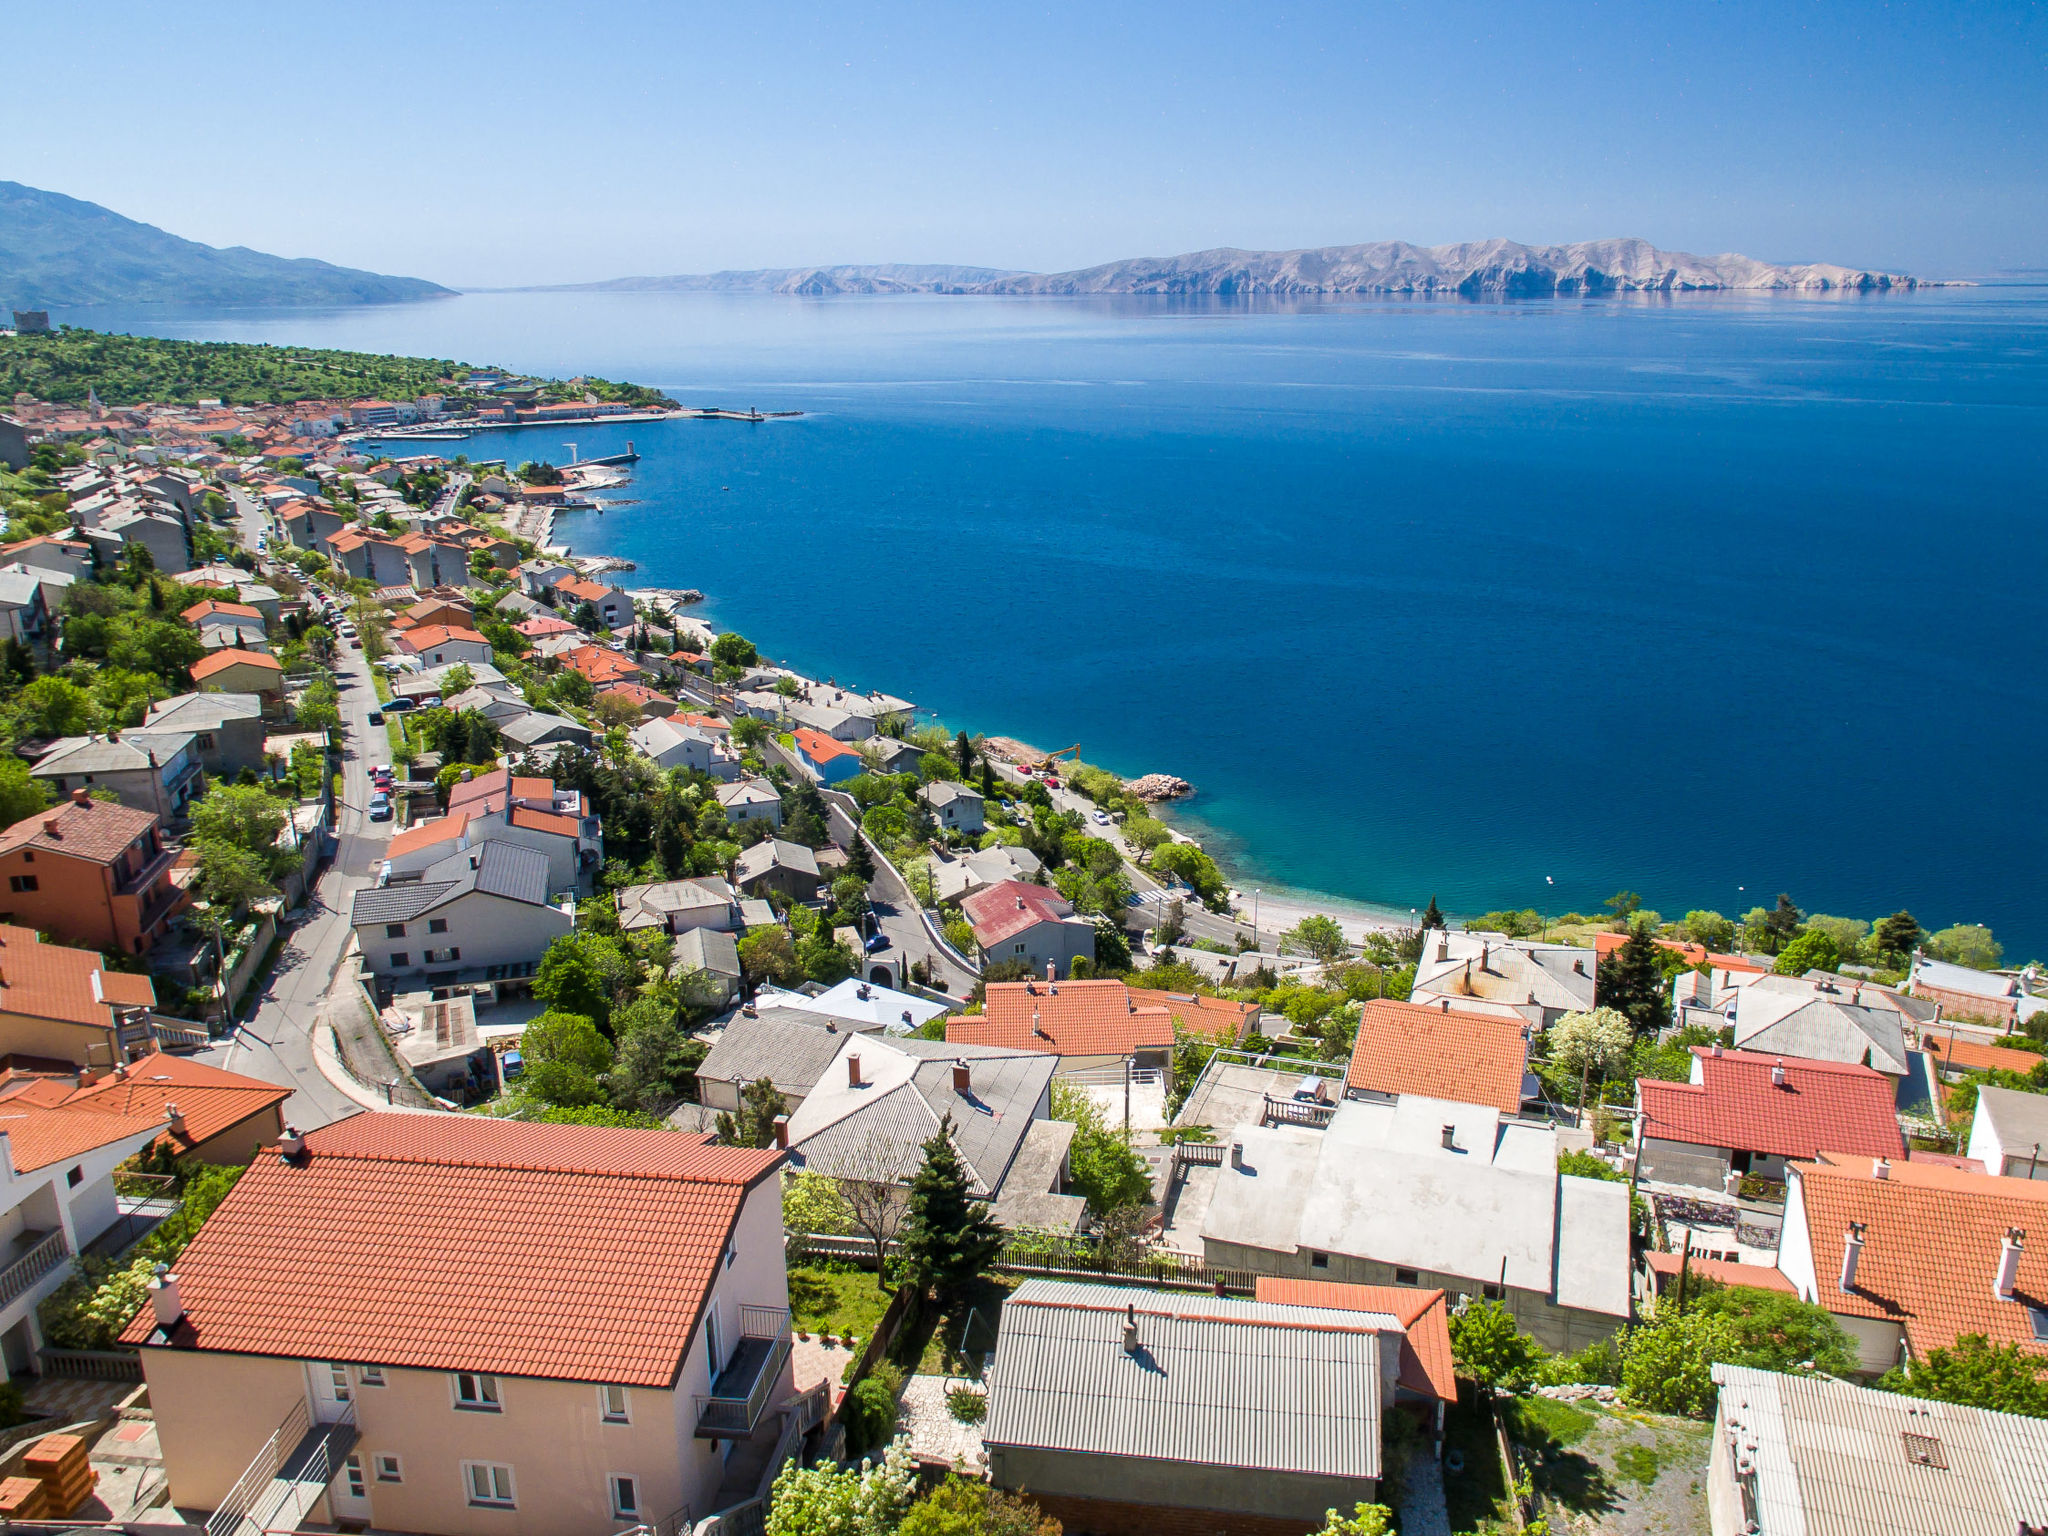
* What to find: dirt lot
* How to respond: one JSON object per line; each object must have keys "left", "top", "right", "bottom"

{"left": 1503, "top": 1395, "right": 1711, "bottom": 1536}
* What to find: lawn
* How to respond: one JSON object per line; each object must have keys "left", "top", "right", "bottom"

{"left": 1501, "top": 1395, "right": 1711, "bottom": 1536}
{"left": 787, "top": 1264, "right": 891, "bottom": 1340}
{"left": 888, "top": 1274, "right": 1018, "bottom": 1377}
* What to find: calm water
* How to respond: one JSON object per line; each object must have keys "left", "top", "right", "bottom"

{"left": 62, "top": 289, "right": 2048, "bottom": 952}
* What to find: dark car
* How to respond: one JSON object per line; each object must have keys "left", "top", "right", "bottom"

{"left": 864, "top": 932, "right": 891, "bottom": 953}
{"left": 367, "top": 709, "right": 384, "bottom": 725}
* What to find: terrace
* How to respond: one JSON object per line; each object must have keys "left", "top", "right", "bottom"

{"left": 694, "top": 1305, "right": 792, "bottom": 1439}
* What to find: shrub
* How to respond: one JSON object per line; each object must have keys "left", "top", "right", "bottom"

{"left": 1448, "top": 1298, "right": 1547, "bottom": 1390}
{"left": 945, "top": 1386, "right": 987, "bottom": 1424}
{"left": 843, "top": 1375, "right": 900, "bottom": 1455}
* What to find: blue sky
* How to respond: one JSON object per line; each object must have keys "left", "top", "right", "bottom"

{"left": 5, "top": 1, "right": 2041, "bottom": 284}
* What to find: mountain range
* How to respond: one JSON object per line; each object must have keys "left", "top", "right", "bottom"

{"left": 0, "top": 182, "right": 451, "bottom": 310}
{"left": 560, "top": 238, "right": 1917, "bottom": 297}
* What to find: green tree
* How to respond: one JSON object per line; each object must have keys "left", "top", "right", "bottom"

{"left": 1092, "top": 916, "right": 1131, "bottom": 973}
{"left": 13, "top": 675, "right": 93, "bottom": 738}
{"left": 191, "top": 840, "right": 276, "bottom": 911}
{"left": 1875, "top": 910, "right": 1922, "bottom": 962}
{"left": 1317, "top": 1506, "right": 1394, "bottom": 1536}
{"left": 782, "top": 1169, "right": 855, "bottom": 1236}
{"left": 1681, "top": 910, "right": 1735, "bottom": 951}
{"left": 295, "top": 674, "right": 341, "bottom": 731}
{"left": 900, "top": 1115, "right": 1005, "bottom": 1304}
{"left": 1878, "top": 1333, "right": 2048, "bottom": 1418}
{"left": 534, "top": 935, "right": 613, "bottom": 1032}
{"left": 1773, "top": 928, "right": 1841, "bottom": 976}
{"left": 899, "top": 1477, "right": 1061, "bottom": 1536}
{"left": 1689, "top": 1281, "right": 1858, "bottom": 1377}
{"left": 608, "top": 1003, "right": 707, "bottom": 1115}
{"left": 188, "top": 782, "right": 288, "bottom": 855}
{"left": 1620, "top": 1308, "right": 1739, "bottom": 1417}
{"left": 1596, "top": 920, "right": 1671, "bottom": 1036}
{"left": 1448, "top": 1298, "right": 1546, "bottom": 1390}
{"left": 764, "top": 1437, "right": 916, "bottom": 1536}
{"left": 1285, "top": 913, "right": 1350, "bottom": 963}
{"left": 1761, "top": 893, "right": 1804, "bottom": 954}
{"left": 716, "top": 1077, "right": 785, "bottom": 1148}
{"left": 0, "top": 758, "right": 50, "bottom": 827}
{"left": 1420, "top": 895, "right": 1445, "bottom": 931}
{"left": 709, "top": 631, "right": 759, "bottom": 668}
{"left": 1049, "top": 1081, "right": 1151, "bottom": 1213}
{"left": 738, "top": 926, "right": 804, "bottom": 987}
{"left": 1546, "top": 1007, "right": 1634, "bottom": 1100}
{"left": 1605, "top": 890, "right": 1643, "bottom": 926}
{"left": 1926, "top": 923, "right": 2003, "bottom": 971}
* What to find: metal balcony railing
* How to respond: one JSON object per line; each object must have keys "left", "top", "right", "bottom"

{"left": 0, "top": 1229, "right": 69, "bottom": 1310}
{"left": 694, "top": 1306, "right": 792, "bottom": 1438}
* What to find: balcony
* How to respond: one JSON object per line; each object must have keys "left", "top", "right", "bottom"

{"left": 114, "top": 843, "right": 178, "bottom": 897}
{"left": 694, "top": 1306, "right": 792, "bottom": 1439}
{"left": 0, "top": 1229, "right": 70, "bottom": 1312}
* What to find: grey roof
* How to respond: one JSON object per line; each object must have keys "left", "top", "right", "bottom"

{"left": 988, "top": 1118, "right": 1088, "bottom": 1233}
{"left": 32, "top": 732, "right": 193, "bottom": 776}
{"left": 1974, "top": 1085, "right": 2048, "bottom": 1149}
{"left": 616, "top": 877, "right": 736, "bottom": 932}
{"left": 1711, "top": 1363, "right": 2048, "bottom": 1536}
{"left": 715, "top": 778, "right": 781, "bottom": 808}
{"left": 1912, "top": 956, "right": 2023, "bottom": 1002}
{"left": 920, "top": 780, "right": 983, "bottom": 807}
{"left": 145, "top": 692, "right": 264, "bottom": 730}
{"left": 1735, "top": 976, "right": 1911, "bottom": 1076}
{"left": 673, "top": 925, "right": 741, "bottom": 980}
{"left": 0, "top": 569, "right": 44, "bottom": 608}
{"left": 352, "top": 879, "right": 461, "bottom": 927}
{"left": 735, "top": 838, "right": 820, "bottom": 884}
{"left": 444, "top": 686, "right": 529, "bottom": 720}
{"left": 984, "top": 1280, "right": 1385, "bottom": 1479}
{"left": 697, "top": 1015, "right": 855, "bottom": 1099}
{"left": 466, "top": 840, "right": 552, "bottom": 903}
{"left": 351, "top": 840, "right": 553, "bottom": 927}
{"left": 500, "top": 710, "right": 591, "bottom": 746}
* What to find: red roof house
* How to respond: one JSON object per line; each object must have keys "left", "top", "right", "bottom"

{"left": 1344, "top": 997, "right": 1532, "bottom": 1114}
{"left": 948, "top": 977, "right": 1174, "bottom": 1060}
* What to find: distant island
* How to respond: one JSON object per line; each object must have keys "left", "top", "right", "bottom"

{"left": 552, "top": 237, "right": 1920, "bottom": 297}
{"left": 0, "top": 181, "right": 452, "bottom": 310}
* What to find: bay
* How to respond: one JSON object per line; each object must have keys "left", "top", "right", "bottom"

{"left": 61, "top": 288, "right": 2048, "bottom": 952}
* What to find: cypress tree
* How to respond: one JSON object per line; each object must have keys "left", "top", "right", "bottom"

{"left": 900, "top": 1115, "right": 1004, "bottom": 1305}
{"left": 1421, "top": 895, "right": 1446, "bottom": 931}
{"left": 954, "top": 730, "right": 973, "bottom": 777}
{"left": 847, "top": 834, "right": 874, "bottom": 882}
{"left": 1598, "top": 919, "right": 1672, "bottom": 1036}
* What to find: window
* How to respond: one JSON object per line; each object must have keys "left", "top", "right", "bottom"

{"left": 428, "top": 918, "right": 449, "bottom": 934}
{"left": 9, "top": 875, "right": 38, "bottom": 894}
{"left": 390, "top": 952, "right": 410, "bottom": 968}
{"left": 375, "top": 1454, "right": 402, "bottom": 1483}
{"left": 359, "top": 1366, "right": 385, "bottom": 1387}
{"left": 610, "top": 1476, "right": 639, "bottom": 1519}
{"left": 1309, "top": 1251, "right": 1329, "bottom": 1270}
{"left": 2031, "top": 1307, "right": 2048, "bottom": 1343}
{"left": 19, "top": 851, "right": 31, "bottom": 863}
{"left": 1482, "top": 1283, "right": 1503, "bottom": 1301}
{"left": 1395, "top": 1268, "right": 1420, "bottom": 1286}
{"left": 327, "top": 1363, "right": 351, "bottom": 1401}
{"left": 464, "top": 1462, "right": 515, "bottom": 1508}
{"left": 385, "top": 923, "right": 407, "bottom": 939}
{"left": 196, "top": 734, "right": 214, "bottom": 750}
{"left": 66, "top": 1166, "right": 82, "bottom": 1188}
{"left": 343, "top": 1455, "right": 365, "bottom": 1500}
{"left": 453, "top": 1372, "right": 501, "bottom": 1411}
{"left": 600, "top": 1385, "right": 629, "bottom": 1423}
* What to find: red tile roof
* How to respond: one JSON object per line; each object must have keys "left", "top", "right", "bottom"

{"left": 561, "top": 645, "right": 640, "bottom": 685}
{"left": 0, "top": 1095, "right": 161, "bottom": 1172}
{"left": 63, "top": 1052, "right": 290, "bottom": 1158}
{"left": 948, "top": 979, "right": 1174, "bottom": 1058}
{"left": 0, "top": 925, "right": 152, "bottom": 1032}
{"left": 792, "top": 727, "right": 856, "bottom": 763}
{"left": 0, "top": 796, "right": 158, "bottom": 866}
{"left": 1641, "top": 1252, "right": 1796, "bottom": 1295}
{"left": 1793, "top": 1152, "right": 2048, "bottom": 1361}
{"left": 1636, "top": 1048, "right": 1905, "bottom": 1162}
{"left": 599, "top": 683, "right": 666, "bottom": 707}
{"left": 179, "top": 600, "right": 264, "bottom": 625}
{"left": 396, "top": 624, "right": 488, "bottom": 652}
{"left": 509, "top": 806, "right": 581, "bottom": 838}
{"left": 119, "top": 1114, "right": 784, "bottom": 1386}
{"left": 1591, "top": 931, "right": 1766, "bottom": 974}
{"left": 386, "top": 812, "right": 471, "bottom": 858}
{"left": 514, "top": 614, "right": 580, "bottom": 638}
{"left": 1255, "top": 1277, "right": 1456, "bottom": 1404}
{"left": 554, "top": 576, "right": 614, "bottom": 602}
{"left": 1124, "top": 987, "right": 1257, "bottom": 1044}
{"left": 1922, "top": 1035, "right": 2043, "bottom": 1076}
{"left": 1344, "top": 998, "right": 1531, "bottom": 1113}
{"left": 190, "top": 649, "right": 283, "bottom": 680}
{"left": 960, "top": 880, "right": 1079, "bottom": 949}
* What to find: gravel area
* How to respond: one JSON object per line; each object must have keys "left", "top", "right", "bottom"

{"left": 896, "top": 1374, "right": 986, "bottom": 1473}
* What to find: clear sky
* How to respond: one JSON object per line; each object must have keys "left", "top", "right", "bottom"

{"left": 5, "top": 1, "right": 2041, "bottom": 285}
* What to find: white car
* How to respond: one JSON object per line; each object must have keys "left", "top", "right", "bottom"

{"left": 1091, "top": 810, "right": 1110, "bottom": 826}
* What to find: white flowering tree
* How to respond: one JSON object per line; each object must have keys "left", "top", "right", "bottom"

{"left": 765, "top": 1436, "right": 915, "bottom": 1536}
{"left": 1546, "top": 1006, "right": 1635, "bottom": 1105}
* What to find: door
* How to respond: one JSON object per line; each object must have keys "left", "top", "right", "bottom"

{"left": 330, "top": 1453, "right": 370, "bottom": 1523}
{"left": 308, "top": 1361, "right": 352, "bottom": 1423}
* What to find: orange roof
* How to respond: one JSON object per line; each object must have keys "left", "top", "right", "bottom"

{"left": 948, "top": 979, "right": 1174, "bottom": 1058}
{"left": 0, "top": 1096, "right": 161, "bottom": 1173}
{"left": 179, "top": 599, "right": 264, "bottom": 625}
{"left": 791, "top": 727, "right": 856, "bottom": 762}
{"left": 118, "top": 1114, "right": 784, "bottom": 1387}
{"left": 63, "top": 1052, "right": 290, "bottom": 1158}
{"left": 1254, "top": 1277, "right": 1456, "bottom": 1404}
{"left": 1922, "top": 1034, "right": 2043, "bottom": 1076}
{"left": 1637, "top": 1048, "right": 1905, "bottom": 1163}
{"left": 0, "top": 924, "right": 150, "bottom": 1031}
{"left": 1344, "top": 998, "right": 1530, "bottom": 1114}
{"left": 1792, "top": 1152, "right": 2048, "bottom": 1361}
{"left": 674, "top": 713, "right": 727, "bottom": 732}
{"left": 554, "top": 576, "right": 613, "bottom": 601}
{"left": 1591, "top": 931, "right": 1766, "bottom": 974}
{"left": 1125, "top": 986, "right": 1257, "bottom": 1044}
{"left": 510, "top": 806, "right": 580, "bottom": 838}
{"left": 1641, "top": 1252, "right": 1797, "bottom": 1295}
{"left": 397, "top": 625, "right": 488, "bottom": 651}
{"left": 599, "top": 683, "right": 665, "bottom": 706}
{"left": 514, "top": 614, "right": 580, "bottom": 638}
{"left": 0, "top": 795, "right": 160, "bottom": 867}
{"left": 562, "top": 645, "right": 640, "bottom": 685}
{"left": 386, "top": 812, "right": 471, "bottom": 858}
{"left": 190, "top": 649, "right": 284, "bottom": 680}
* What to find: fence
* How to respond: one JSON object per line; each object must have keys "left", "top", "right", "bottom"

{"left": 36, "top": 1348, "right": 142, "bottom": 1382}
{"left": 790, "top": 1228, "right": 1255, "bottom": 1296}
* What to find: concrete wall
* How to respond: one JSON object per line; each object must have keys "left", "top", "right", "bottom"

{"left": 1639, "top": 1136, "right": 1734, "bottom": 1193}
{"left": 355, "top": 892, "right": 573, "bottom": 982}
{"left": 987, "top": 1445, "right": 1376, "bottom": 1527}
{"left": 1705, "top": 1404, "right": 1743, "bottom": 1536}
{"left": 141, "top": 1349, "right": 312, "bottom": 1510}
{"left": 0, "top": 1008, "right": 121, "bottom": 1071}
{"left": 188, "top": 1105, "right": 286, "bottom": 1167}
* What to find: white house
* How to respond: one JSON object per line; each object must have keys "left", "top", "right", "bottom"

{"left": 350, "top": 840, "right": 573, "bottom": 988}
{"left": 919, "top": 780, "right": 985, "bottom": 835}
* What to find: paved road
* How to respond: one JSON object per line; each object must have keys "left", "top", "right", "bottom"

{"left": 193, "top": 525, "right": 397, "bottom": 1126}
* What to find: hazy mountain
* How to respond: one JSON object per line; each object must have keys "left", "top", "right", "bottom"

{"left": 977, "top": 237, "right": 1917, "bottom": 295}
{"left": 0, "top": 181, "right": 452, "bottom": 309}
{"left": 554, "top": 264, "right": 1023, "bottom": 296}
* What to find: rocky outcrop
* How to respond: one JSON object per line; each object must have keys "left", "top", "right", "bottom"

{"left": 1126, "top": 774, "right": 1193, "bottom": 802}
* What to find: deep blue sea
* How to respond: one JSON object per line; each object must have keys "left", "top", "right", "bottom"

{"left": 59, "top": 289, "right": 2048, "bottom": 952}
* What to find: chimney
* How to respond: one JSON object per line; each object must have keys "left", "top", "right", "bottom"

{"left": 1873, "top": 1157, "right": 1891, "bottom": 1181}
{"left": 1996, "top": 1228, "right": 2025, "bottom": 1301}
{"left": 1573, "top": 957, "right": 1585, "bottom": 976}
{"left": 1441, "top": 1123, "right": 1458, "bottom": 1151}
{"left": 164, "top": 1103, "right": 185, "bottom": 1136}
{"left": 1480, "top": 942, "right": 1490, "bottom": 971}
{"left": 71, "top": 788, "right": 91, "bottom": 807}
{"left": 149, "top": 1267, "right": 183, "bottom": 1331}
{"left": 1436, "top": 935, "right": 1448, "bottom": 962}
{"left": 847, "top": 1054, "right": 863, "bottom": 1088}
{"left": 1046, "top": 961, "right": 1057, "bottom": 982}
{"left": 952, "top": 1062, "right": 971, "bottom": 1096}
{"left": 278, "top": 1124, "right": 304, "bottom": 1159}
{"left": 1839, "top": 1222, "right": 1866, "bottom": 1292}
{"left": 1229, "top": 1140, "right": 1244, "bottom": 1169}
{"left": 1771, "top": 1060, "right": 1787, "bottom": 1088}
{"left": 1032, "top": 1008, "right": 1047, "bottom": 1039}
{"left": 772, "top": 1115, "right": 789, "bottom": 1150}
{"left": 1121, "top": 1302, "right": 1140, "bottom": 1354}
{"left": 1439, "top": 998, "right": 1450, "bottom": 1013}
{"left": 1016, "top": 896, "right": 1025, "bottom": 911}
{"left": 1710, "top": 1041, "right": 1723, "bottom": 1057}
{"left": 41, "top": 816, "right": 58, "bottom": 836}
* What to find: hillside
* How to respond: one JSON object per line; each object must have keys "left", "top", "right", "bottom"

{"left": 0, "top": 181, "right": 452, "bottom": 309}
{"left": 556, "top": 263, "right": 1022, "bottom": 296}
{"left": 979, "top": 237, "right": 1917, "bottom": 295}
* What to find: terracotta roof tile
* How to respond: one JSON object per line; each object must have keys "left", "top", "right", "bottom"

{"left": 1125, "top": 987, "right": 1257, "bottom": 1044}
{"left": 510, "top": 806, "right": 580, "bottom": 838}
{"left": 1641, "top": 1252, "right": 1797, "bottom": 1294}
{"left": 1254, "top": 1277, "right": 1456, "bottom": 1404}
{"left": 1792, "top": 1153, "right": 2048, "bottom": 1361}
{"left": 118, "top": 1115, "right": 784, "bottom": 1385}
{"left": 1637, "top": 1048, "right": 1905, "bottom": 1162}
{"left": 961, "top": 881, "right": 1077, "bottom": 949}
{"left": 0, "top": 924, "right": 152, "bottom": 1029}
{"left": 791, "top": 727, "right": 856, "bottom": 762}
{"left": 396, "top": 624, "right": 488, "bottom": 651}
{"left": 949, "top": 979, "right": 1174, "bottom": 1058}
{"left": 190, "top": 649, "right": 283, "bottom": 680}
{"left": 1591, "top": 932, "right": 1766, "bottom": 974}
{"left": 514, "top": 614, "right": 579, "bottom": 638}
{"left": 0, "top": 797, "right": 159, "bottom": 866}
{"left": 0, "top": 1098, "right": 162, "bottom": 1172}
{"left": 1923, "top": 1035, "right": 2044, "bottom": 1076}
{"left": 179, "top": 600, "right": 264, "bottom": 625}
{"left": 64, "top": 1052, "right": 290, "bottom": 1157}
{"left": 562, "top": 645, "right": 640, "bottom": 684}
{"left": 1344, "top": 998, "right": 1530, "bottom": 1113}
{"left": 386, "top": 812, "right": 471, "bottom": 858}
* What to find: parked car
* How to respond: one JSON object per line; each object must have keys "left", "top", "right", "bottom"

{"left": 1091, "top": 809, "right": 1110, "bottom": 825}
{"left": 864, "top": 932, "right": 891, "bottom": 953}
{"left": 383, "top": 696, "right": 417, "bottom": 713}
{"left": 368, "top": 800, "right": 393, "bottom": 822}
{"left": 367, "top": 709, "right": 384, "bottom": 725}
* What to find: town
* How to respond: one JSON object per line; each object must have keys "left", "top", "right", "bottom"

{"left": 0, "top": 334, "right": 2042, "bottom": 1536}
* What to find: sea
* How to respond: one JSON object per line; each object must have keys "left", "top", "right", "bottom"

{"left": 53, "top": 287, "right": 2048, "bottom": 953}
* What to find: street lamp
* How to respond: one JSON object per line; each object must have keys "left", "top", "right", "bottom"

{"left": 1253, "top": 889, "right": 1260, "bottom": 951}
